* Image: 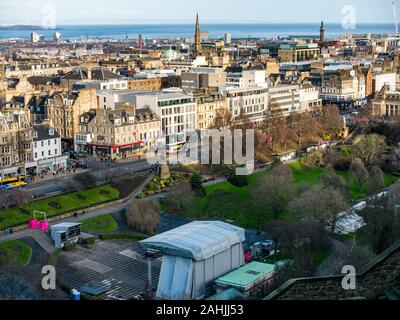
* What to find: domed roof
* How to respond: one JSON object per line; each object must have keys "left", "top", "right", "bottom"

{"left": 164, "top": 49, "right": 176, "bottom": 59}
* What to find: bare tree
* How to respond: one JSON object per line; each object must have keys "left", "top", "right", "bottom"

{"left": 0, "top": 249, "right": 22, "bottom": 300}
{"left": 322, "top": 244, "right": 375, "bottom": 276}
{"left": 164, "top": 183, "right": 194, "bottom": 224}
{"left": 319, "top": 173, "right": 349, "bottom": 198}
{"left": 212, "top": 109, "right": 232, "bottom": 130}
{"left": 353, "top": 134, "right": 388, "bottom": 167}
{"left": 317, "top": 104, "right": 341, "bottom": 136}
{"left": 125, "top": 199, "right": 161, "bottom": 235}
{"left": 73, "top": 171, "right": 97, "bottom": 189}
{"left": 368, "top": 166, "right": 385, "bottom": 194}
{"left": 252, "top": 164, "right": 295, "bottom": 224}
{"left": 288, "top": 186, "right": 349, "bottom": 231}
{"left": 0, "top": 189, "right": 30, "bottom": 210}
{"left": 349, "top": 158, "right": 369, "bottom": 187}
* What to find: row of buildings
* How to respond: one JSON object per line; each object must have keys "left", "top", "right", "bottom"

{"left": 1, "top": 16, "right": 400, "bottom": 180}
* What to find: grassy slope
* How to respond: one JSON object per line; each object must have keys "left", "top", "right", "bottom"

{"left": 80, "top": 214, "right": 118, "bottom": 233}
{"left": 182, "top": 162, "right": 398, "bottom": 230}
{"left": 0, "top": 240, "right": 32, "bottom": 266}
{"left": 0, "top": 185, "right": 120, "bottom": 230}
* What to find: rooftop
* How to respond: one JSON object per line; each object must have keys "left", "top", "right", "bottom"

{"left": 215, "top": 262, "right": 276, "bottom": 288}
{"left": 139, "top": 221, "right": 245, "bottom": 261}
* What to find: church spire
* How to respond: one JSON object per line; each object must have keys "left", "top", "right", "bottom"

{"left": 320, "top": 21, "right": 325, "bottom": 43}
{"left": 194, "top": 13, "right": 202, "bottom": 57}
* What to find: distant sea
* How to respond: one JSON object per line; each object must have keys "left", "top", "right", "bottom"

{"left": 0, "top": 23, "right": 397, "bottom": 40}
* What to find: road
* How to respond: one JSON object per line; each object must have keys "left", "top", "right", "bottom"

{"left": 26, "top": 158, "right": 153, "bottom": 197}
{"left": 0, "top": 174, "right": 155, "bottom": 244}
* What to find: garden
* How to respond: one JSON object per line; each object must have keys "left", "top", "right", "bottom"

{"left": 138, "top": 172, "right": 191, "bottom": 198}
{"left": 0, "top": 185, "right": 120, "bottom": 230}
{"left": 163, "top": 159, "right": 398, "bottom": 231}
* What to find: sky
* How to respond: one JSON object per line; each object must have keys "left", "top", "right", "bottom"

{"left": 0, "top": 0, "right": 398, "bottom": 25}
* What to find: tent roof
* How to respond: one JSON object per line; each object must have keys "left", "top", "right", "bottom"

{"left": 139, "top": 221, "right": 245, "bottom": 261}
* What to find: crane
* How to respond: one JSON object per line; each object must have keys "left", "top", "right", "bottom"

{"left": 393, "top": 0, "right": 399, "bottom": 33}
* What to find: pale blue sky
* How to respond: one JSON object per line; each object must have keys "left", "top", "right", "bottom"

{"left": 0, "top": 0, "right": 397, "bottom": 25}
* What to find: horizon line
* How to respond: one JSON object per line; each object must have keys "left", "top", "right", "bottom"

{"left": 1, "top": 21, "right": 398, "bottom": 27}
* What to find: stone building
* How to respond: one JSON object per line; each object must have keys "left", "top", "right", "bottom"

{"left": 181, "top": 67, "right": 227, "bottom": 92}
{"left": 223, "top": 86, "right": 268, "bottom": 124}
{"left": 371, "top": 85, "right": 400, "bottom": 118}
{"left": 278, "top": 43, "right": 320, "bottom": 63}
{"left": 0, "top": 107, "right": 33, "bottom": 180}
{"left": 74, "top": 106, "right": 161, "bottom": 159}
{"left": 45, "top": 88, "right": 98, "bottom": 148}
{"left": 127, "top": 77, "right": 162, "bottom": 91}
{"left": 60, "top": 67, "right": 122, "bottom": 90}
{"left": 320, "top": 69, "right": 361, "bottom": 109}
{"left": 194, "top": 90, "right": 227, "bottom": 129}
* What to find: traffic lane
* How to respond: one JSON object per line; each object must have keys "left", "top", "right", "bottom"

{"left": 26, "top": 161, "right": 154, "bottom": 197}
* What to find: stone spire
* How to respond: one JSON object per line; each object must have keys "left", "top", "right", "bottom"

{"left": 320, "top": 21, "right": 325, "bottom": 43}
{"left": 194, "top": 13, "right": 202, "bottom": 57}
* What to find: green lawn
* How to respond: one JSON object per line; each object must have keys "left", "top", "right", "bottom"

{"left": 175, "top": 162, "right": 398, "bottom": 230}
{"left": 0, "top": 240, "right": 32, "bottom": 266}
{"left": 0, "top": 185, "right": 120, "bottom": 230}
{"left": 312, "top": 250, "right": 331, "bottom": 265}
{"left": 80, "top": 214, "right": 118, "bottom": 233}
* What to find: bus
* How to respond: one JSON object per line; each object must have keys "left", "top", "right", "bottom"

{"left": 0, "top": 175, "right": 27, "bottom": 190}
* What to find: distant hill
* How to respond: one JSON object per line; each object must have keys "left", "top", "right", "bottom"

{"left": 0, "top": 25, "right": 54, "bottom": 30}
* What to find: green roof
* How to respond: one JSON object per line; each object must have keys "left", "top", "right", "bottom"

{"left": 206, "top": 288, "right": 246, "bottom": 300}
{"left": 215, "top": 262, "right": 276, "bottom": 288}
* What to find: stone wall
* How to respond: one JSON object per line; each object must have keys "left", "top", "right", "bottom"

{"left": 265, "top": 240, "right": 400, "bottom": 300}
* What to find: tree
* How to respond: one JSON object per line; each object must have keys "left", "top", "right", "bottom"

{"left": 353, "top": 134, "right": 388, "bottom": 167}
{"left": 322, "top": 244, "right": 375, "bottom": 276}
{"left": 252, "top": 164, "right": 295, "bottom": 223}
{"left": 317, "top": 104, "right": 341, "bottom": 136}
{"left": 0, "top": 249, "right": 22, "bottom": 300}
{"left": 288, "top": 186, "right": 349, "bottom": 231}
{"left": 363, "top": 195, "right": 398, "bottom": 254}
{"left": 213, "top": 108, "right": 232, "bottom": 130}
{"left": 349, "top": 158, "right": 369, "bottom": 187}
{"left": 227, "top": 168, "right": 249, "bottom": 187}
{"left": 190, "top": 173, "right": 205, "bottom": 196}
{"left": 73, "top": 171, "right": 97, "bottom": 189}
{"left": 125, "top": 199, "right": 161, "bottom": 235}
{"left": 0, "top": 189, "right": 30, "bottom": 210}
{"left": 266, "top": 116, "right": 294, "bottom": 151}
{"left": 164, "top": 183, "right": 194, "bottom": 226}
{"left": 264, "top": 220, "right": 332, "bottom": 277}
{"left": 319, "top": 173, "right": 349, "bottom": 199}
{"left": 368, "top": 166, "right": 385, "bottom": 194}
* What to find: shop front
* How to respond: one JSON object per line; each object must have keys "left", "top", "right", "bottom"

{"left": 89, "top": 141, "right": 144, "bottom": 160}
{"left": 0, "top": 166, "right": 19, "bottom": 180}
{"left": 25, "top": 161, "right": 38, "bottom": 177}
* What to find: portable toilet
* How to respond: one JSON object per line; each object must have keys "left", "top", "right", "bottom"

{"left": 40, "top": 221, "right": 49, "bottom": 232}
{"left": 29, "top": 219, "right": 39, "bottom": 229}
{"left": 71, "top": 289, "right": 80, "bottom": 301}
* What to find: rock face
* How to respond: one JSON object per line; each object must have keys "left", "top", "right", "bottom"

{"left": 266, "top": 240, "right": 400, "bottom": 300}
{"left": 160, "top": 164, "right": 171, "bottom": 180}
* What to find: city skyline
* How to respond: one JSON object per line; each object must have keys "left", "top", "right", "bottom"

{"left": 0, "top": 0, "right": 398, "bottom": 25}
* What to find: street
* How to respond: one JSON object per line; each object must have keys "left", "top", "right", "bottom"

{"left": 26, "top": 157, "right": 153, "bottom": 197}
